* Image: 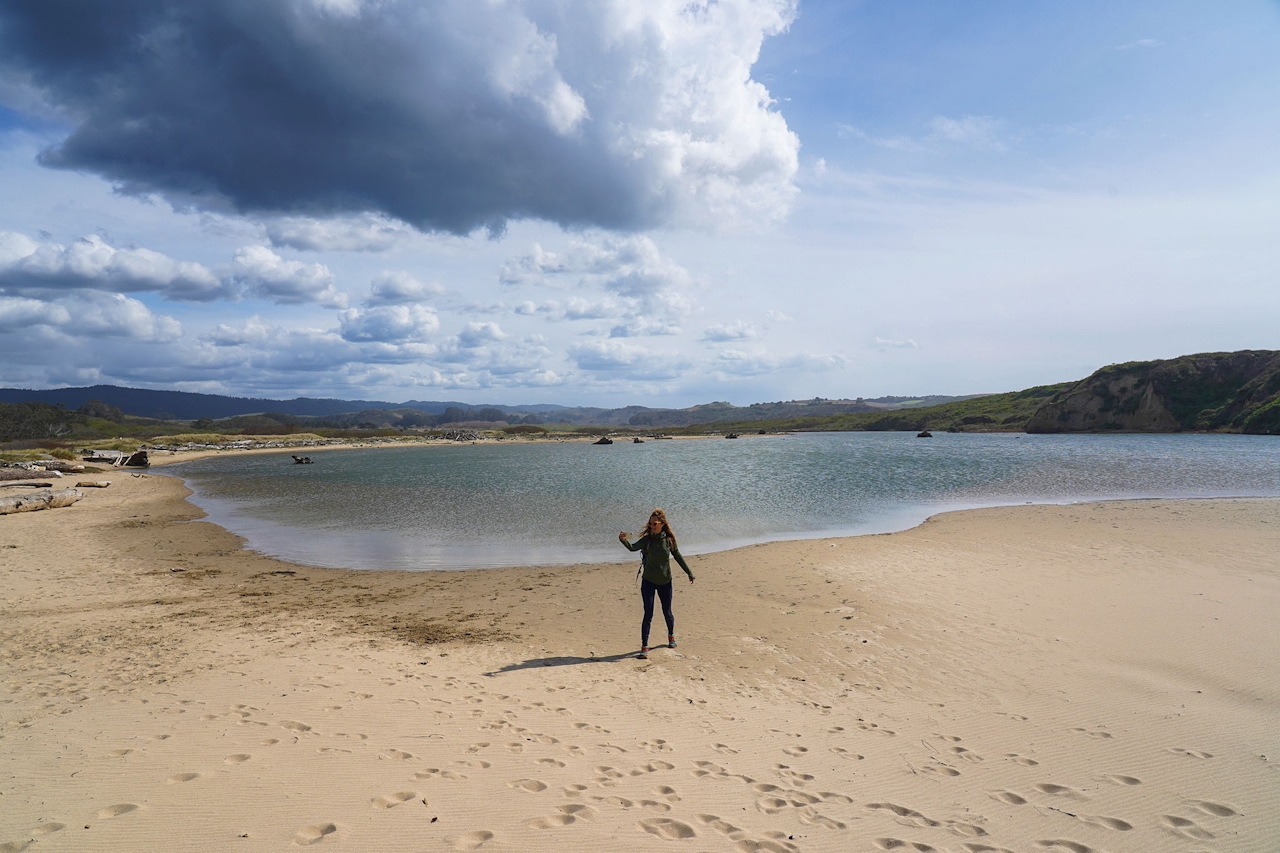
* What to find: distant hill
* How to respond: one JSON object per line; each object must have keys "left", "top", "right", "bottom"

{"left": 541, "top": 395, "right": 984, "bottom": 427}
{"left": 675, "top": 385, "right": 1068, "bottom": 434}
{"left": 1025, "top": 350, "right": 1280, "bottom": 434}
{"left": 0, "top": 385, "right": 982, "bottom": 426}
{"left": 0, "top": 385, "right": 551, "bottom": 421}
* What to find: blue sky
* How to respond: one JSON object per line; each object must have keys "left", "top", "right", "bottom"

{"left": 1, "top": 0, "right": 1276, "bottom": 407}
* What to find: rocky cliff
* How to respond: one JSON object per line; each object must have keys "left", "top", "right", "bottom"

{"left": 1025, "top": 350, "right": 1280, "bottom": 434}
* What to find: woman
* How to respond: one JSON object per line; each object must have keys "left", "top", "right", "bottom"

{"left": 619, "top": 508, "right": 695, "bottom": 659}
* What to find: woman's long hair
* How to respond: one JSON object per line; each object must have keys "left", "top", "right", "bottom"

{"left": 646, "top": 507, "right": 678, "bottom": 551}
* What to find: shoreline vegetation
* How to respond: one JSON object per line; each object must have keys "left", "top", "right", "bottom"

{"left": 2, "top": 468, "right": 1276, "bottom": 850}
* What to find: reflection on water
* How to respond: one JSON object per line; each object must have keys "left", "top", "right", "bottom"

{"left": 173, "top": 432, "right": 1280, "bottom": 571}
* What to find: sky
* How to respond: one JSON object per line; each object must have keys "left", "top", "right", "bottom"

{"left": 0, "top": 0, "right": 1277, "bottom": 407}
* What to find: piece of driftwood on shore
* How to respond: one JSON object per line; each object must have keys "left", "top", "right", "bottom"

{"left": 76, "top": 480, "right": 112, "bottom": 488}
{"left": 0, "top": 488, "right": 84, "bottom": 516}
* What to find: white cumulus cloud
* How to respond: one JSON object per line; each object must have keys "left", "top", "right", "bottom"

{"left": 0, "top": 232, "right": 226, "bottom": 301}
{"left": 339, "top": 304, "right": 440, "bottom": 343}
{"left": 226, "top": 246, "right": 349, "bottom": 307}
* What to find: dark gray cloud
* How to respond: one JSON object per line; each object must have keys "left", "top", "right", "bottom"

{"left": 0, "top": 0, "right": 798, "bottom": 234}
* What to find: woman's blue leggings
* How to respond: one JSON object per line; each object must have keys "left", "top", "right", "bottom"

{"left": 640, "top": 579, "right": 674, "bottom": 647}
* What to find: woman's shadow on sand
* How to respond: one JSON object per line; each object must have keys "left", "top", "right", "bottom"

{"left": 484, "top": 650, "right": 648, "bottom": 676}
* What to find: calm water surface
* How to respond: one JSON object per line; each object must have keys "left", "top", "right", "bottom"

{"left": 173, "top": 432, "right": 1280, "bottom": 570}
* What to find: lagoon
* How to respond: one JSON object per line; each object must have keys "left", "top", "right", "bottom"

{"left": 174, "top": 432, "right": 1280, "bottom": 571}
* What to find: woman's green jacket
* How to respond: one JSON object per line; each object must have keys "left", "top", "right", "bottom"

{"left": 622, "top": 532, "right": 694, "bottom": 585}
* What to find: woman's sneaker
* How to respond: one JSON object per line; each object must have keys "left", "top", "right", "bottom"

{"left": 636, "top": 647, "right": 648, "bottom": 659}
{"left": 668, "top": 635, "right": 677, "bottom": 648}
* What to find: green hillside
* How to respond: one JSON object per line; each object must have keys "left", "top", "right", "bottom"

{"left": 669, "top": 384, "right": 1070, "bottom": 434}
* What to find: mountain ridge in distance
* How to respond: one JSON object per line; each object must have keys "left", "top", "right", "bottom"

{"left": 0, "top": 384, "right": 979, "bottom": 426}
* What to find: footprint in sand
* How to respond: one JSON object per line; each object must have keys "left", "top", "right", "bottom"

{"left": 447, "top": 830, "right": 495, "bottom": 850}
{"left": 1100, "top": 774, "right": 1140, "bottom": 786}
{"left": 167, "top": 773, "right": 200, "bottom": 784}
{"left": 1033, "top": 783, "right": 1084, "bottom": 798}
{"left": 371, "top": 791, "right": 418, "bottom": 809}
{"left": 525, "top": 816, "right": 571, "bottom": 829}
{"left": 1190, "top": 800, "right": 1239, "bottom": 817}
{"left": 317, "top": 747, "right": 351, "bottom": 754}
{"left": 29, "top": 824, "right": 64, "bottom": 837}
{"left": 0, "top": 842, "right": 30, "bottom": 853}
{"left": 563, "top": 784, "right": 588, "bottom": 795}
{"left": 757, "top": 797, "right": 789, "bottom": 814}
{"left": 866, "top": 803, "right": 940, "bottom": 828}
{"left": 950, "top": 746, "right": 983, "bottom": 762}
{"left": 293, "top": 819, "right": 337, "bottom": 845}
{"left": 107, "top": 749, "right": 133, "bottom": 757}
{"left": 696, "top": 813, "right": 745, "bottom": 838}
{"left": 654, "top": 785, "right": 681, "bottom": 802}
{"left": 830, "top": 747, "right": 864, "bottom": 760}
{"left": 1078, "top": 814, "right": 1132, "bottom": 832}
{"left": 1166, "top": 747, "right": 1213, "bottom": 759}
{"left": 261, "top": 738, "right": 280, "bottom": 746}
{"left": 1005, "top": 753, "right": 1039, "bottom": 766}
{"left": 637, "top": 817, "right": 696, "bottom": 839}
{"left": 638, "top": 800, "right": 672, "bottom": 813}
{"left": 782, "top": 746, "right": 809, "bottom": 757}
{"left": 632, "top": 760, "right": 675, "bottom": 775}
{"left": 1069, "top": 727, "right": 1113, "bottom": 739}
{"left": 528, "top": 804, "right": 596, "bottom": 829}
{"left": 965, "top": 844, "right": 1016, "bottom": 853}
{"left": 713, "top": 743, "right": 739, "bottom": 754}
{"left": 737, "top": 836, "right": 802, "bottom": 853}
{"left": 857, "top": 723, "right": 895, "bottom": 736}
{"left": 778, "top": 768, "right": 814, "bottom": 785}
{"left": 504, "top": 742, "right": 524, "bottom": 753}
{"left": 224, "top": 753, "right": 251, "bottom": 764}
{"left": 381, "top": 749, "right": 415, "bottom": 760}
{"left": 595, "top": 796, "right": 635, "bottom": 808}
{"left": 1161, "top": 815, "right": 1214, "bottom": 840}
{"left": 510, "top": 778, "right": 548, "bottom": 793}
{"left": 641, "top": 739, "right": 673, "bottom": 753}
{"left": 281, "top": 721, "right": 312, "bottom": 733}
{"left": 97, "top": 804, "right": 138, "bottom": 819}
{"left": 415, "top": 768, "right": 466, "bottom": 781}
{"left": 537, "top": 758, "right": 566, "bottom": 768}
{"left": 989, "top": 790, "right": 1027, "bottom": 806}
{"left": 921, "top": 763, "right": 960, "bottom": 778}
{"left": 1035, "top": 840, "right": 1095, "bottom": 853}
{"left": 874, "top": 839, "right": 945, "bottom": 852}
{"left": 797, "top": 806, "right": 846, "bottom": 830}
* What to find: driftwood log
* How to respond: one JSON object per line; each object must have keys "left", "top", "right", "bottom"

{"left": 41, "top": 461, "right": 86, "bottom": 473}
{"left": 76, "top": 480, "right": 111, "bottom": 488}
{"left": 0, "top": 488, "right": 84, "bottom": 515}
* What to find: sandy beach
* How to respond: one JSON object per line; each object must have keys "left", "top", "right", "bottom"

{"left": 1, "top": 472, "right": 1277, "bottom": 853}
